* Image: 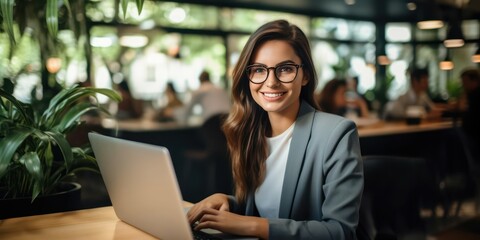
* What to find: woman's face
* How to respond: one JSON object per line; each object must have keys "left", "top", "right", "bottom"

{"left": 248, "top": 40, "right": 307, "bottom": 118}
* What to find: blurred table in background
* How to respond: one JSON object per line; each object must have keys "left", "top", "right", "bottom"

{"left": 357, "top": 119, "right": 453, "bottom": 137}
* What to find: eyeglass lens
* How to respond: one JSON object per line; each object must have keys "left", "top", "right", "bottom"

{"left": 247, "top": 64, "right": 299, "bottom": 83}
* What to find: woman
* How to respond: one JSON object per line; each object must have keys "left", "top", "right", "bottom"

{"left": 156, "top": 82, "right": 184, "bottom": 122}
{"left": 318, "top": 78, "right": 369, "bottom": 118}
{"left": 187, "top": 19, "right": 363, "bottom": 239}
{"left": 318, "top": 78, "right": 349, "bottom": 116}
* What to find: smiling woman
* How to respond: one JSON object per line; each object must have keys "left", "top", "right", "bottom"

{"left": 247, "top": 40, "right": 308, "bottom": 129}
{"left": 186, "top": 19, "right": 363, "bottom": 240}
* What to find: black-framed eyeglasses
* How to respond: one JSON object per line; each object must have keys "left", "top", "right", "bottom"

{"left": 245, "top": 63, "right": 303, "bottom": 84}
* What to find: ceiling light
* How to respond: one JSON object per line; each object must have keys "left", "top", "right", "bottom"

{"left": 377, "top": 55, "right": 391, "bottom": 66}
{"left": 46, "top": 57, "right": 62, "bottom": 74}
{"left": 407, "top": 2, "right": 417, "bottom": 11}
{"left": 472, "top": 46, "right": 480, "bottom": 63}
{"left": 416, "top": 1, "right": 444, "bottom": 30}
{"left": 443, "top": 20, "right": 465, "bottom": 48}
{"left": 417, "top": 20, "right": 444, "bottom": 30}
{"left": 439, "top": 55, "right": 454, "bottom": 70}
{"left": 345, "top": 0, "right": 356, "bottom": 5}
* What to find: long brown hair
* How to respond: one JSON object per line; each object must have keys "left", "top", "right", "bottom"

{"left": 223, "top": 20, "right": 319, "bottom": 203}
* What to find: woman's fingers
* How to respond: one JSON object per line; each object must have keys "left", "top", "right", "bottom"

{"left": 186, "top": 194, "right": 230, "bottom": 224}
{"left": 195, "top": 208, "right": 221, "bottom": 230}
{"left": 187, "top": 203, "right": 223, "bottom": 224}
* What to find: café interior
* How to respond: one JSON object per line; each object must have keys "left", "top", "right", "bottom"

{"left": 1, "top": 0, "right": 480, "bottom": 239}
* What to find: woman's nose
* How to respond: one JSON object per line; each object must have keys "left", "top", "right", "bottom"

{"left": 265, "top": 69, "right": 280, "bottom": 87}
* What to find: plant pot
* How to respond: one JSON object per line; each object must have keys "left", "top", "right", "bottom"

{"left": 0, "top": 182, "right": 82, "bottom": 219}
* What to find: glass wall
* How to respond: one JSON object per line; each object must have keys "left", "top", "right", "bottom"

{"left": 3, "top": 0, "right": 479, "bottom": 108}
{"left": 311, "top": 18, "right": 376, "bottom": 93}
{"left": 220, "top": 8, "right": 310, "bottom": 33}
{"left": 387, "top": 20, "right": 479, "bottom": 102}
{"left": 86, "top": 1, "right": 316, "bottom": 107}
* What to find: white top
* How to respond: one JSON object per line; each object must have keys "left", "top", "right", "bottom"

{"left": 254, "top": 123, "right": 295, "bottom": 218}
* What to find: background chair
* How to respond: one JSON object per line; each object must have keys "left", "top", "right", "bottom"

{"left": 429, "top": 126, "right": 476, "bottom": 220}
{"left": 454, "top": 126, "right": 480, "bottom": 214}
{"left": 359, "top": 155, "right": 433, "bottom": 240}
{"left": 182, "top": 113, "right": 233, "bottom": 202}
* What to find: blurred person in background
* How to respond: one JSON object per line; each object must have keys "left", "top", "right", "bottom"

{"left": 156, "top": 82, "right": 184, "bottom": 122}
{"left": 115, "top": 80, "right": 144, "bottom": 120}
{"left": 347, "top": 76, "right": 372, "bottom": 113}
{"left": 458, "top": 67, "right": 480, "bottom": 213}
{"left": 182, "top": 70, "right": 231, "bottom": 124}
{"left": 318, "top": 78, "right": 369, "bottom": 118}
{"left": 384, "top": 68, "right": 444, "bottom": 120}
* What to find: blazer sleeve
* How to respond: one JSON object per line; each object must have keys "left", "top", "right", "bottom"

{"left": 269, "top": 118, "right": 364, "bottom": 240}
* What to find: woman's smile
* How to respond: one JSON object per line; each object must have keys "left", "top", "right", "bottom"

{"left": 262, "top": 91, "right": 286, "bottom": 99}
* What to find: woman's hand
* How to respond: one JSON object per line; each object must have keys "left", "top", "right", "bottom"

{"left": 194, "top": 208, "right": 268, "bottom": 239}
{"left": 187, "top": 193, "right": 230, "bottom": 224}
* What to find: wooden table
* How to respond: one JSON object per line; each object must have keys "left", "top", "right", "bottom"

{"left": 357, "top": 119, "right": 454, "bottom": 138}
{"left": 0, "top": 204, "right": 192, "bottom": 240}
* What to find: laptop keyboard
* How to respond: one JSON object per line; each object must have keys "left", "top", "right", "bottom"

{"left": 192, "top": 229, "right": 222, "bottom": 240}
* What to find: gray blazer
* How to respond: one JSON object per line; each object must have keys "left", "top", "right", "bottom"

{"left": 230, "top": 101, "right": 364, "bottom": 240}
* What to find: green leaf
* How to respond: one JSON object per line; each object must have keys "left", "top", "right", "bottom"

{"left": 40, "top": 86, "right": 121, "bottom": 128}
{"left": 54, "top": 103, "right": 109, "bottom": 133}
{"left": 0, "top": 88, "right": 34, "bottom": 124}
{"left": 43, "top": 131, "right": 74, "bottom": 172}
{"left": 136, "top": 0, "right": 144, "bottom": 15}
{"left": 32, "top": 181, "right": 42, "bottom": 202}
{"left": 40, "top": 87, "right": 82, "bottom": 125}
{"left": 88, "top": 87, "right": 122, "bottom": 102}
{"left": 44, "top": 167, "right": 65, "bottom": 194}
{"left": 121, "top": 0, "right": 129, "bottom": 19}
{"left": 0, "top": 127, "right": 35, "bottom": 178}
{"left": 18, "top": 152, "right": 44, "bottom": 187}
{"left": 72, "top": 147, "right": 98, "bottom": 170}
{"left": 0, "top": 0, "right": 16, "bottom": 47}
{"left": 46, "top": 0, "right": 59, "bottom": 38}
{"left": 63, "top": 0, "right": 72, "bottom": 14}
{"left": 40, "top": 87, "right": 85, "bottom": 127}
{"left": 43, "top": 141, "right": 54, "bottom": 176}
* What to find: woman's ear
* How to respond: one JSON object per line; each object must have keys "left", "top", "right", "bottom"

{"left": 302, "top": 77, "right": 308, "bottom": 86}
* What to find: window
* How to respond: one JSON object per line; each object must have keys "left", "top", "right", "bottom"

{"left": 386, "top": 43, "right": 413, "bottom": 100}
{"left": 312, "top": 41, "right": 376, "bottom": 93}
{"left": 221, "top": 8, "right": 309, "bottom": 34}
{"left": 386, "top": 23, "right": 411, "bottom": 43}
{"left": 312, "top": 18, "right": 375, "bottom": 42}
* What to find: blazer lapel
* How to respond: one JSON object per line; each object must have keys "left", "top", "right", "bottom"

{"left": 278, "top": 101, "right": 315, "bottom": 218}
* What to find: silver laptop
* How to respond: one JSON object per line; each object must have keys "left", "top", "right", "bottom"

{"left": 88, "top": 132, "right": 256, "bottom": 240}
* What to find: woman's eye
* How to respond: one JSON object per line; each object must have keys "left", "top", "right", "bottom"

{"left": 253, "top": 67, "right": 265, "bottom": 73}
{"left": 279, "top": 65, "right": 294, "bottom": 73}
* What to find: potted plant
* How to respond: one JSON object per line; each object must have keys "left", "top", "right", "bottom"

{"left": 0, "top": 0, "right": 143, "bottom": 218}
{"left": 0, "top": 79, "right": 121, "bottom": 218}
